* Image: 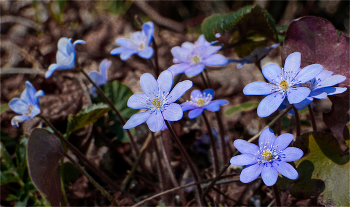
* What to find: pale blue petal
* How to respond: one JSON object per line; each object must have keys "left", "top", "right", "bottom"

{"left": 89, "top": 71, "right": 105, "bottom": 86}
{"left": 162, "top": 103, "right": 183, "bottom": 121}
{"left": 157, "top": 70, "right": 173, "bottom": 96}
{"left": 262, "top": 64, "right": 283, "bottom": 83}
{"left": 209, "top": 99, "right": 228, "bottom": 106}
{"left": 140, "top": 73, "right": 159, "bottom": 99}
{"left": 261, "top": 163, "right": 279, "bottom": 186}
{"left": 127, "top": 93, "right": 150, "bottom": 109}
{"left": 30, "top": 106, "right": 40, "bottom": 118}
{"left": 46, "top": 64, "right": 60, "bottom": 78}
{"left": 257, "top": 92, "right": 285, "bottom": 118}
{"left": 142, "top": 22, "right": 154, "bottom": 45}
{"left": 203, "top": 102, "right": 220, "bottom": 111}
{"left": 190, "top": 90, "right": 202, "bottom": 100}
{"left": 57, "top": 37, "right": 71, "bottom": 55}
{"left": 315, "top": 70, "right": 333, "bottom": 82}
{"left": 188, "top": 108, "right": 204, "bottom": 119}
{"left": 273, "top": 133, "right": 294, "bottom": 151}
{"left": 293, "top": 97, "right": 313, "bottom": 110}
{"left": 325, "top": 87, "right": 347, "bottom": 96}
{"left": 195, "top": 35, "right": 209, "bottom": 47}
{"left": 309, "top": 89, "right": 328, "bottom": 99}
{"left": 166, "top": 80, "right": 192, "bottom": 104}
{"left": 203, "top": 54, "right": 227, "bottom": 66}
{"left": 120, "top": 50, "right": 138, "bottom": 60}
{"left": 202, "top": 89, "right": 214, "bottom": 98}
{"left": 117, "top": 38, "right": 135, "bottom": 48}
{"left": 230, "top": 154, "right": 257, "bottom": 166}
{"left": 280, "top": 147, "right": 304, "bottom": 162}
{"left": 11, "top": 115, "right": 30, "bottom": 127}
{"left": 73, "top": 40, "right": 85, "bottom": 46}
{"left": 34, "top": 90, "right": 44, "bottom": 105}
{"left": 100, "top": 59, "right": 111, "bottom": 78}
{"left": 123, "top": 111, "right": 152, "bottom": 129}
{"left": 171, "top": 46, "right": 190, "bottom": 63}
{"left": 138, "top": 47, "right": 154, "bottom": 59}
{"left": 203, "top": 45, "right": 221, "bottom": 58}
{"left": 184, "top": 64, "right": 205, "bottom": 77}
{"left": 240, "top": 163, "right": 263, "bottom": 183}
{"left": 110, "top": 47, "right": 125, "bottom": 55}
{"left": 287, "top": 87, "right": 310, "bottom": 104}
{"left": 284, "top": 52, "right": 301, "bottom": 74}
{"left": 296, "top": 64, "right": 323, "bottom": 84}
{"left": 233, "top": 139, "right": 259, "bottom": 154}
{"left": 181, "top": 42, "right": 194, "bottom": 51}
{"left": 147, "top": 111, "right": 165, "bottom": 132}
{"left": 131, "top": 31, "right": 143, "bottom": 42}
{"left": 243, "top": 82, "right": 274, "bottom": 95}
{"left": 272, "top": 161, "right": 298, "bottom": 180}
{"left": 20, "top": 81, "right": 36, "bottom": 105}
{"left": 167, "top": 64, "right": 191, "bottom": 75}
{"left": 181, "top": 102, "right": 196, "bottom": 111}
{"left": 9, "top": 98, "right": 29, "bottom": 114}
{"left": 56, "top": 50, "right": 75, "bottom": 67}
{"left": 258, "top": 128, "right": 276, "bottom": 149}
{"left": 318, "top": 75, "right": 346, "bottom": 88}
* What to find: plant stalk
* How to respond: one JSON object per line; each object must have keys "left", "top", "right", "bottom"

{"left": 308, "top": 104, "right": 317, "bottom": 131}
{"left": 292, "top": 106, "right": 301, "bottom": 136}
{"left": 273, "top": 184, "right": 282, "bottom": 206}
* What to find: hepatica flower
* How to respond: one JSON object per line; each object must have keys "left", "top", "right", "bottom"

{"left": 46, "top": 37, "right": 85, "bottom": 78}
{"left": 230, "top": 128, "right": 303, "bottom": 186}
{"left": 243, "top": 52, "right": 323, "bottom": 117}
{"left": 123, "top": 70, "right": 192, "bottom": 132}
{"left": 168, "top": 35, "right": 228, "bottom": 77}
{"left": 181, "top": 89, "right": 228, "bottom": 118}
{"left": 9, "top": 81, "right": 44, "bottom": 127}
{"left": 111, "top": 22, "right": 154, "bottom": 60}
{"left": 88, "top": 59, "right": 111, "bottom": 97}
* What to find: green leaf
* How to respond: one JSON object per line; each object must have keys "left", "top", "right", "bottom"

{"left": 224, "top": 101, "right": 259, "bottom": 116}
{"left": 0, "top": 141, "right": 15, "bottom": 170}
{"left": 201, "top": 4, "right": 278, "bottom": 42}
{"left": 27, "top": 128, "right": 64, "bottom": 206}
{"left": 59, "top": 162, "right": 81, "bottom": 188}
{"left": 66, "top": 103, "right": 110, "bottom": 136}
{"left": 1, "top": 103, "right": 9, "bottom": 114}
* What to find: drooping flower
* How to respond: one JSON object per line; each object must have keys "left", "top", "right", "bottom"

{"left": 88, "top": 59, "right": 112, "bottom": 97}
{"left": 167, "top": 35, "right": 228, "bottom": 77}
{"left": 111, "top": 22, "right": 154, "bottom": 60}
{"left": 123, "top": 70, "right": 192, "bottom": 132}
{"left": 230, "top": 128, "right": 303, "bottom": 186}
{"left": 243, "top": 52, "right": 323, "bottom": 117}
{"left": 181, "top": 89, "right": 228, "bottom": 119}
{"left": 9, "top": 81, "right": 44, "bottom": 127}
{"left": 46, "top": 37, "right": 85, "bottom": 78}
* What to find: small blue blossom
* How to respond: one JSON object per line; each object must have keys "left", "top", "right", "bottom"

{"left": 167, "top": 35, "right": 228, "bottom": 77}
{"left": 9, "top": 81, "right": 44, "bottom": 127}
{"left": 110, "top": 22, "right": 154, "bottom": 60}
{"left": 243, "top": 52, "right": 323, "bottom": 117}
{"left": 230, "top": 128, "right": 303, "bottom": 186}
{"left": 88, "top": 59, "right": 112, "bottom": 97}
{"left": 46, "top": 37, "right": 85, "bottom": 78}
{"left": 181, "top": 89, "right": 228, "bottom": 119}
{"left": 123, "top": 70, "right": 192, "bottom": 132}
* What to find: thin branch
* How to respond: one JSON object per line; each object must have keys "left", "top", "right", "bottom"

{"left": 308, "top": 104, "right": 317, "bottom": 131}
{"left": 292, "top": 106, "right": 301, "bottom": 136}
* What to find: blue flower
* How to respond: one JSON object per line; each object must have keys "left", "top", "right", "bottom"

{"left": 110, "top": 22, "right": 154, "bottom": 60}
{"left": 243, "top": 52, "right": 323, "bottom": 117}
{"left": 167, "top": 35, "right": 228, "bottom": 77}
{"left": 46, "top": 37, "right": 85, "bottom": 78}
{"left": 88, "top": 59, "right": 112, "bottom": 97}
{"left": 230, "top": 128, "right": 303, "bottom": 186}
{"left": 9, "top": 81, "right": 44, "bottom": 127}
{"left": 181, "top": 89, "right": 228, "bottom": 119}
{"left": 123, "top": 70, "right": 192, "bottom": 132}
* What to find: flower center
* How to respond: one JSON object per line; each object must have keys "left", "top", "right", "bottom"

{"left": 24, "top": 105, "right": 34, "bottom": 117}
{"left": 261, "top": 149, "right": 273, "bottom": 161}
{"left": 139, "top": 42, "right": 145, "bottom": 50}
{"left": 279, "top": 80, "right": 289, "bottom": 90}
{"left": 191, "top": 55, "right": 201, "bottom": 65}
{"left": 152, "top": 98, "right": 162, "bottom": 108}
{"left": 196, "top": 98, "right": 205, "bottom": 107}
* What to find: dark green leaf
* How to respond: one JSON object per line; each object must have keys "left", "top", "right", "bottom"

{"left": 59, "top": 162, "right": 81, "bottom": 187}
{"left": 0, "top": 141, "right": 14, "bottom": 170}
{"left": 27, "top": 128, "right": 64, "bottom": 206}
{"left": 224, "top": 101, "right": 259, "bottom": 116}
{"left": 1, "top": 103, "right": 9, "bottom": 114}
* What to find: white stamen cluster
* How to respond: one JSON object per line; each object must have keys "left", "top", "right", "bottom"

{"left": 301, "top": 77, "right": 320, "bottom": 90}
{"left": 189, "top": 92, "right": 212, "bottom": 107}
{"left": 142, "top": 89, "right": 171, "bottom": 113}
{"left": 268, "top": 69, "right": 301, "bottom": 95}
{"left": 255, "top": 142, "right": 282, "bottom": 164}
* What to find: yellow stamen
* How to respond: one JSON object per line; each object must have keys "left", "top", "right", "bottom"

{"left": 197, "top": 98, "right": 205, "bottom": 107}
{"left": 191, "top": 56, "right": 200, "bottom": 64}
{"left": 262, "top": 149, "right": 273, "bottom": 161}
{"left": 139, "top": 42, "right": 145, "bottom": 50}
{"left": 152, "top": 98, "right": 162, "bottom": 108}
{"left": 279, "top": 80, "right": 289, "bottom": 90}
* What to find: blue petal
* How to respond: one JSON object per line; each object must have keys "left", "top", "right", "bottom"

{"left": 73, "top": 40, "right": 85, "bottom": 46}
{"left": 280, "top": 147, "right": 304, "bottom": 162}
{"left": 273, "top": 133, "right": 294, "bottom": 151}
{"left": 131, "top": 31, "right": 143, "bottom": 42}
{"left": 190, "top": 90, "right": 202, "bottom": 100}
{"left": 157, "top": 70, "right": 173, "bottom": 96}
{"left": 99, "top": 59, "right": 111, "bottom": 78}
{"left": 293, "top": 97, "right": 313, "bottom": 110}
{"left": 202, "top": 89, "right": 214, "bottom": 98}
{"left": 181, "top": 42, "right": 194, "bottom": 51}
{"left": 127, "top": 93, "right": 150, "bottom": 109}
{"left": 56, "top": 50, "right": 75, "bottom": 67}
{"left": 162, "top": 103, "right": 183, "bottom": 121}
{"left": 315, "top": 70, "right": 333, "bottom": 82}
{"left": 296, "top": 64, "right": 323, "bottom": 84}
{"left": 195, "top": 35, "right": 209, "bottom": 47}
{"left": 181, "top": 102, "right": 196, "bottom": 112}
{"left": 203, "top": 102, "right": 220, "bottom": 111}
{"left": 272, "top": 161, "right": 298, "bottom": 180}
{"left": 120, "top": 50, "right": 138, "bottom": 60}
{"left": 318, "top": 75, "right": 346, "bottom": 88}
{"left": 258, "top": 128, "right": 276, "bottom": 149}
{"left": 20, "top": 81, "right": 36, "bottom": 105}
{"left": 233, "top": 139, "right": 259, "bottom": 154}
{"left": 257, "top": 92, "right": 285, "bottom": 118}
{"left": 171, "top": 46, "right": 190, "bottom": 63}
{"left": 325, "top": 87, "right": 347, "bottom": 96}
{"left": 167, "top": 64, "right": 191, "bottom": 75}
{"left": 203, "top": 54, "right": 227, "bottom": 66}
{"left": 188, "top": 108, "right": 204, "bottom": 119}
{"left": 243, "top": 82, "right": 273, "bottom": 95}
{"left": 34, "top": 90, "right": 44, "bottom": 105}
{"left": 240, "top": 163, "right": 263, "bottom": 183}
{"left": 147, "top": 110, "right": 165, "bottom": 132}
{"left": 284, "top": 52, "right": 301, "bottom": 74}
{"left": 140, "top": 73, "right": 159, "bottom": 99}
{"left": 9, "top": 98, "right": 29, "bottom": 114}
{"left": 138, "top": 47, "right": 154, "bottom": 59}
{"left": 184, "top": 64, "right": 205, "bottom": 77}
{"left": 110, "top": 47, "right": 125, "bottom": 55}
{"left": 230, "top": 154, "right": 257, "bottom": 166}
{"left": 46, "top": 64, "right": 60, "bottom": 78}
{"left": 262, "top": 64, "right": 283, "bottom": 83}
{"left": 117, "top": 38, "right": 135, "bottom": 48}
{"left": 123, "top": 111, "right": 151, "bottom": 129}
{"left": 11, "top": 115, "right": 30, "bottom": 127}
{"left": 309, "top": 89, "right": 328, "bottom": 99}
{"left": 261, "top": 163, "right": 279, "bottom": 186}
{"left": 57, "top": 37, "right": 72, "bottom": 55}
{"left": 142, "top": 22, "right": 154, "bottom": 45}
{"left": 89, "top": 71, "right": 105, "bottom": 86}
{"left": 209, "top": 99, "right": 228, "bottom": 106}
{"left": 203, "top": 45, "right": 222, "bottom": 58}
{"left": 287, "top": 87, "right": 310, "bottom": 104}
{"left": 30, "top": 106, "right": 41, "bottom": 118}
{"left": 166, "top": 80, "right": 193, "bottom": 104}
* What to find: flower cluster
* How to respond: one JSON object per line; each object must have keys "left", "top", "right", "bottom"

{"left": 88, "top": 59, "right": 112, "bottom": 97}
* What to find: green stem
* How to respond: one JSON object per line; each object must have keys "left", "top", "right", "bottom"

{"left": 215, "top": 111, "right": 228, "bottom": 164}
{"left": 292, "top": 106, "right": 301, "bottom": 136}
{"left": 200, "top": 73, "right": 209, "bottom": 88}
{"left": 308, "top": 104, "right": 317, "bottom": 131}
{"left": 63, "top": 152, "right": 119, "bottom": 206}
{"left": 60, "top": 159, "right": 69, "bottom": 207}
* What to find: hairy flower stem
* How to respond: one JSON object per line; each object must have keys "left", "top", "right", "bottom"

{"left": 39, "top": 115, "right": 122, "bottom": 193}
{"left": 292, "top": 106, "right": 301, "bottom": 136}
{"left": 308, "top": 104, "right": 317, "bottom": 131}
{"left": 63, "top": 152, "right": 119, "bottom": 206}
{"left": 165, "top": 120, "right": 205, "bottom": 206}
{"left": 60, "top": 159, "right": 69, "bottom": 207}
{"left": 273, "top": 185, "right": 282, "bottom": 206}
{"left": 202, "top": 105, "right": 293, "bottom": 199}
{"left": 77, "top": 67, "right": 139, "bottom": 158}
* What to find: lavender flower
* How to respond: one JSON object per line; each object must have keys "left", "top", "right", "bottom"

{"left": 110, "top": 22, "right": 154, "bottom": 60}
{"left": 46, "top": 37, "right": 85, "bottom": 78}
{"left": 243, "top": 52, "right": 323, "bottom": 117}
{"left": 167, "top": 35, "right": 228, "bottom": 77}
{"left": 230, "top": 128, "right": 303, "bottom": 186}
{"left": 181, "top": 89, "right": 228, "bottom": 119}
{"left": 88, "top": 59, "right": 112, "bottom": 97}
{"left": 123, "top": 70, "right": 192, "bottom": 132}
{"left": 9, "top": 81, "right": 44, "bottom": 127}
